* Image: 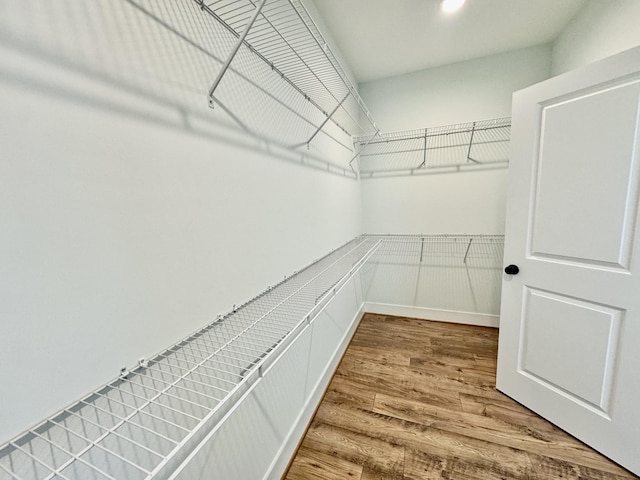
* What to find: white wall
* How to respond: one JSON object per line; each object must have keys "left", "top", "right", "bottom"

{"left": 361, "top": 169, "right": 509, "bottom": 234}
{"left": 358, "top": 45, "right": 552, "bottom": 234}
{"left": 302, "top": 0, "right": 359, "bottom": 89}
{"left": 552, "top": 0, "right": 640, "bottom": 76}
{"left": 359, "top": 44, "right": 552, "bottom": 131}
{"left": 0, "top": 7, "right": 362, "bottom": 444}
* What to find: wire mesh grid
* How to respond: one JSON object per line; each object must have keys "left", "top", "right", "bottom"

{"left": 0, "top": 237, "right": 380, "bottom": 480}
{"left": 197, "top": 0, "right": 378, "bottom": 145}
{"left": 354, "top": 117, "right": 511, "bottom": 176}
{"left": 361, "top": 234, "right": 505, "bottom": 316}
{"left": 0, "top": 0, "right": 365, "bottom": 169}
{"left": 1, "top": 1, "right": 242, "bottom": 131}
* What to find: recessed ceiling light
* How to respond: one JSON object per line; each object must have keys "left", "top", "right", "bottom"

{"left": 441, "top": 0, "right": 466, "bottom": 13}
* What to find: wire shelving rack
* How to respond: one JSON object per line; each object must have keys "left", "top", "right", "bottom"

{"left": 0, "top": 237, "right": 380, "bottom": 480}
{"left": 0, "top": 234, "right": 506, "bottom": 479}
{"left": 361, "top": 234, "right": 505, "bottom": 316}
{"left": 354, "top": 117, "right": 511, "bottom": 177}
{"left": 195, "top": 0, "right": 379, "bottom": 149}
{"left": 0, "top": 0, "right": 375, "bottom": 174}
{"left": 365, "top": 234, "right": 504, "bottom": 263}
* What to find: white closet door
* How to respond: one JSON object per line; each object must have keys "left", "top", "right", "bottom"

{"left": 496, "top": 46, "right": 640, "bottom": 476}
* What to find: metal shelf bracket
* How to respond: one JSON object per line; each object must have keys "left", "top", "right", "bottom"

{"left": 466, "top": 121, "right": 480, "bottom": 164}
{"left": 207, "top": 0, "right": 267, "bottom": 109}
{"left": 294, "top": 92, "right": 349, "bottom": 149}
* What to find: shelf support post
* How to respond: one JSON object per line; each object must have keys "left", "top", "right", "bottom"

{"left": 207, "top": 0, "right": 267, "bottom": 108}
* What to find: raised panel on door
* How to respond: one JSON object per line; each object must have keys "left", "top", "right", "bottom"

{"left": 530, "top": 80, "right": 640, "bottom": 269}
{"left": 519, "top": 287, "right": 622, "bottom": 415}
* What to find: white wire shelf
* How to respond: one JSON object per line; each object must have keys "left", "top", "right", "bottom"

{"left": 361, "top": 234, "right": 505, "bottom": 316}
{"left": 354, "top": 117, "right": 511, "bottom": 177}
{"left": 196, "top": 0, "right": 379, "bottom": 147}
{"left": 0, "top": 237, "right": 381, "bottom": 480}
{"left": 0, "top": 1, "right": 368, "bottom": 174}
{"left": 365, "top": 234, "right": 505, "bottom": 263}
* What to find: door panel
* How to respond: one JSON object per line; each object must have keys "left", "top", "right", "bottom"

{"left": 497, "top": 46, "right": 640, "bottom": 476}
{"left": 530, "top": 80, "right": 640, "bottom": 268}
{"left": 520, "top": 287, "right": 622, "bottom": 414}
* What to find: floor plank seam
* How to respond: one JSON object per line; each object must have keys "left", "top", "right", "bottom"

{"left": 284, "top": 314, "right": 639, "bottom": 480}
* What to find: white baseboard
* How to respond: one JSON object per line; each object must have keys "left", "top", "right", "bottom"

{"left": 364, "top": 302, "right": 499, "bottom": 328}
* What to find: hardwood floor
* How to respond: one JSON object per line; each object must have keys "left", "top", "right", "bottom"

{"left": 284, "top": 313, "right": 638, "bottom": 480}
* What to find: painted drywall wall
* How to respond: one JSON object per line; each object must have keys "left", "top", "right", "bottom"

{"left": 358, "top": 45, "right": 551, "bottom": 234}
{"left": 361, "top": 169, "right": 509, "bottom": 234}
{"left": 552, "top": 0, "right": 640, "bottom": 75}
{"left": 302, "top": 0, "right": 359, "bottom": 89}
{"left": 0, "top": 6, "right": 362, "bottom": 444}
{"left": 359, "top": 44, "right": 552, "bottom": 131}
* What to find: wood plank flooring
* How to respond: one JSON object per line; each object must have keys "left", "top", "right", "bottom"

{"left": 284, "top": 313, "right": 638, "bottom": 480}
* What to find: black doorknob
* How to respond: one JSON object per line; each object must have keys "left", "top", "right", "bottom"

{"left": 504, "top": 264, "right": 519, "bottom": 275}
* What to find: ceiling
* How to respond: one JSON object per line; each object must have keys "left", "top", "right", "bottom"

{"left": 312, "top": 0, "right": 588, "bottom": 83}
